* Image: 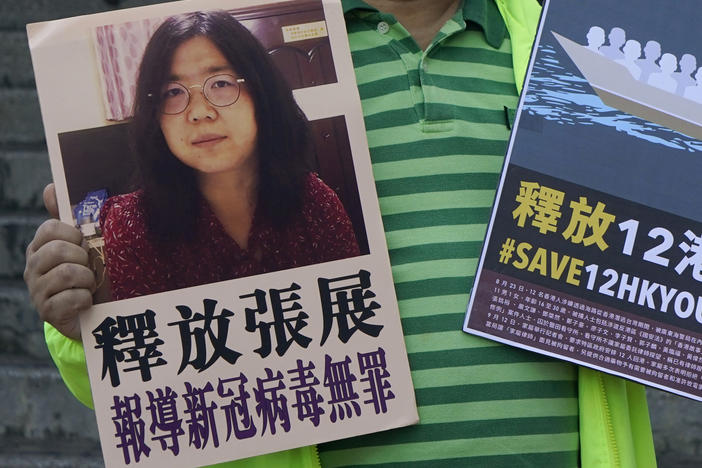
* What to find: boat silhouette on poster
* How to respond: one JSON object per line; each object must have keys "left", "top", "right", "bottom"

{"left": 552, "top": 31, "right": 702, "bottom": 141}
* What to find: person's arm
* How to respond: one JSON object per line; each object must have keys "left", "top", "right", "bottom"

{"left": 24, "top": 183, "right": 97, "bottom": 407}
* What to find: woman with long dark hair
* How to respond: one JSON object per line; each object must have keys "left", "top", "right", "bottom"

{"left": 100, "top": 10, "right": 359, "bottom": 299}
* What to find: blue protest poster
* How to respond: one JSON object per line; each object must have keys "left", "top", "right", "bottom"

{"left": 465, "top": 0, "right": 702, "bottom": 401}
{"left": 27, "top": 1, "right": 417, "bottom": 466}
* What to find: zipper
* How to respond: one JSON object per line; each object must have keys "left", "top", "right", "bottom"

{"left": 312, "top": 444, "right": 322, "bottom": 468}
{"left": 598, "top": 372, "right": 621, "bottom": 468}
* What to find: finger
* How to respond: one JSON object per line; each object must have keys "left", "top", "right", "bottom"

{"left": 42, "top": 262, "right": 97, "bottom": 302}
{"left": 26, "top": 238, "right": 90, "bottom": 279}
{"left": 34, "top": 262, "right": 96, "bottom": 323}
{"left": 41, "top": 288, "right": 94, "bottom": 341}
{"left": 43, "top": 183, "right": 59, "bottom": 219}
{"left": 27, "top": 219, "right": 84, "bottom": 257}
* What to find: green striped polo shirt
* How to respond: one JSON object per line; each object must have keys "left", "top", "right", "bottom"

{"left": 318, "top": 1, "right": 580, "bottom": 467}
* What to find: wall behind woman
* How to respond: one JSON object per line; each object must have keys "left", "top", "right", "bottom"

{"left": 0, "top": 1, "right": 699, "bottom": 467}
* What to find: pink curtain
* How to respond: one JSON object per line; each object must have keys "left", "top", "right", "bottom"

{"left": 94, "top": 18, "right": 164, "bottom": 121}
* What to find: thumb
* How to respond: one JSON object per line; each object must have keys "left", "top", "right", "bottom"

{"left": 43, "top": 183, "right": 59, "bottom": 220}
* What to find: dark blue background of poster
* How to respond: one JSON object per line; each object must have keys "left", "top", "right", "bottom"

{"left": 510, "top": 0, "right": 702, "bottom": 221}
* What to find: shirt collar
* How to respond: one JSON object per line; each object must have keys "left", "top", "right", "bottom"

{"left": 341, "top": 0, "right": 507, "bottom": 48}
{"left": 342, "top": 0, "right": 375, "bottom": 13}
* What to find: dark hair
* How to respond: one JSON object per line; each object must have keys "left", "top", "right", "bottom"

{"left": 130, "top": 10, "right": 310, "bottom": 240}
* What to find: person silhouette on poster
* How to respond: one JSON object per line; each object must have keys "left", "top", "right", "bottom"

{"left": 615, "top": 39, "right": 642, "bottom": 79}
{"left": 648, "top": 53, "right": 678, "bottom": 93}
{"left": 683, "top": 67, "right": 702, "bottom": 103}
{"left": 636, "top": 40, "right": 662, "bottom": 83}
{"left": 673, "top": 53, "right": 697, "bottom": 95}
{"left": 586, "top": 26, "right": 605, "bottom": 53}
{"left": 599, "top": 27, "right": 625, "bottom": 59}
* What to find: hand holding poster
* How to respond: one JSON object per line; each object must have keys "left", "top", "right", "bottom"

{"left": 465, "top": 0, "right": 702, "bottom": 402}
{"left": 27, "top": 1, "right": 418, "bottom": 466}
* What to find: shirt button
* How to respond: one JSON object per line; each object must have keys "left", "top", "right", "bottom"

{"left": 377, "top": 21, "right": 390, "bottom": 34}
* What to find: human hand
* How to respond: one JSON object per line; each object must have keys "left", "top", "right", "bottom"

{"left": 24, "top": 184, "right": 96, "bottom": 340}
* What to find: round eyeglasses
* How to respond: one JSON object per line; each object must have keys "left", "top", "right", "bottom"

{"left": 158, "top": 74, "right": 246, "bottom": 115}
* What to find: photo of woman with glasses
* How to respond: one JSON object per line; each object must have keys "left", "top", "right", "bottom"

{"left": 98, "top": 10, "right": 360, "bottom": 300}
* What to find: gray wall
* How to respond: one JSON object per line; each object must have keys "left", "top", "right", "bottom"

{"left": 0, "top": 1, "right": 700, "bottom": 467}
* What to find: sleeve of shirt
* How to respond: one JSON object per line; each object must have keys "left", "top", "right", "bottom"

{"left": 44, "top": 322, "right": 94, "bottom": 409}
{"left": 304, "top": 174, "right": 361, "bottom": 262}
{"left": 578, "top": 367, "right": 657, "bottom": 468}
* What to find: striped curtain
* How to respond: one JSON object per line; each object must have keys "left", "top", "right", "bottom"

{"left": 94, "top": 18, "right": 163, "bottom": 121}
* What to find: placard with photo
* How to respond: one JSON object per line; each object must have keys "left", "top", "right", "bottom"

{"left": 27, "top": 1, "right": 418, "bottom": 466}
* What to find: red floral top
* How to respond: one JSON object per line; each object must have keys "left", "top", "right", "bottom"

{"left": 99, "top": 173, "right": 361, "bottom": 300}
